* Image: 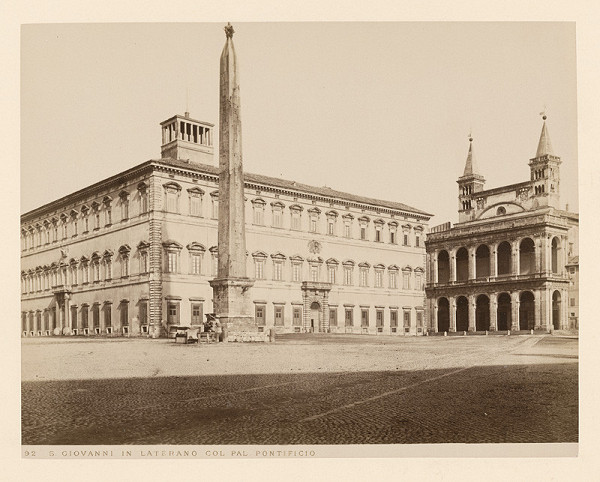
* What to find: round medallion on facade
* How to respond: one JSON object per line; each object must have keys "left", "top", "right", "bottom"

{"left": 308, "top": 240, "right": 322, "bottom": 254}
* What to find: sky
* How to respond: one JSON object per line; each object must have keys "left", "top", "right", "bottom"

{"left": 21, "top": 22, "right": 578, "bottom": 226}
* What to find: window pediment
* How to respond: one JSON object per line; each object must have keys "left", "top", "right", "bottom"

{"left": 208, "top": 245, "right": 219, "bottom": 254}
{"left": 118, "top": 244, "right": 132, "bottom": 255}
{"left": 414, "top": 266, "right": 425, "bottom": 273}
{"left": 162, "top": 240, "right": 183, "bottom": 250}
{"left": 289, "top": 204, "right": 304, "bottom": 212}
{"left": 137, "top": 241, "right": 149, "bottom": 250}
{"left": 388, "top": 264, "right": 400, "bottom": 271}
{"left": 373, "top": 263, "right": 385, "bottom": 270}
{"left": 270, "top": 252, "right": 286, "bottom": 260}
{"left": 270, "top": 201, "right": 285, "bottom": 209}
{"left": 210, "top": 190, "right": 219, "bottom": 198}
{"left": 187, "top": 187, "right": 205, "bottom": 196}
{"left": 307, "top": 207, "right": 321, "bottom": 215}
{"left": 342, "top": 259, "right": 355, "bottom": 267}
{"left": 251, "top": 197, "right": 266, "bottom": 206}
{"left": 119, "top": 190, "right": 130, "bottom": 200}
{"left": 163, "top": 182, "right": 181, "bottom": 193}
{"left": 326, "top": 210, "right": 339, "bottom": 218}
{"left": 358, "top": 215, "right": 370, "bottom": 223}
{"left": 401, "top": 224, "right": 412, "bottom": 231}
{"left": 252, "top": 250, "right": 268, "bottom": 259}
{"left": 358, "top": 262, "right": 371, "bottom": 268}
{"left": 289, "top": 254, "right": 304, "bottom": 262}
{"left": 402, "top": 265, "right": 413, "bottom": 272}
{"left": 103, "top": 249, "right": 114, "bottom": 259}
{"left": 102, "top": 195, "right": 113, "bottom": 206}
{"left": 388, "top": 220, "right": 399, "bottom": 227}
{"left": 373, "top": 218, "right": 385, "bottom": 226}
{"left": 326, "top": 258, "right": 339, "bottom": 266}
{"left": 187, "top": 242, "right": 206, "bottom": 252}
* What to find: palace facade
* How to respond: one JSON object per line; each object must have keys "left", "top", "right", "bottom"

{"left": 21, "top": 113, "right": 431, "bottom": 338}
{"left": 425, "top": 118, "right": 578, "bottom": 333}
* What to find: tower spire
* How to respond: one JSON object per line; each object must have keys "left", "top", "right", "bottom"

{"left": 462, "top": 131, "right": 480, "bottom": 176}
{"left": 536, "top": 110, "right": 554, "bottom": 157}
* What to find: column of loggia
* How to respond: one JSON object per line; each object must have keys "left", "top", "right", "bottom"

{"left": 489, "top": 243, "right": 497, "bottom": 278}
{"left": 468, "top": 294, "right": 476, "bottom": 332}
{"left": 449, "top": 296, "right": 457, "bottom": 332}
{"left": 511, "top": 291, "right": 520, "bottom": 331}
{"left": 468, "top": 247, "right": 476, "bottom": 280}
{"left": 534, "top": 288, "right": 543, "bottom": 330}
{"left": 432, "top": 302, "right": 438, "bottom": 333}
{"left": 511, "top": 239, "right": 520, "bottom": 276}
{"left": 489, "top": 292, "right": 498, "bottom": 331}
{"left": 450, "top": 249, "right": 457, "bottom": 282}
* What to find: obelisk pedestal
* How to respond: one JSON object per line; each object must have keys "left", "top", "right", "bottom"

{"left": 209, "top": 23, "right": 265, "bottom": 342}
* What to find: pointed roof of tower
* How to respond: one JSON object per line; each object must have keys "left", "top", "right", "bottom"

{"left": 462, "top": 135, "right": 480, "bottom": 177}
{"left": 535, "top": 115, "right": 554, "bottom": 157}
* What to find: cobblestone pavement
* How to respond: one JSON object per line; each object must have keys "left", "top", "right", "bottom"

{"left": 21, "top": 334, "right": 578, "bottom": 445}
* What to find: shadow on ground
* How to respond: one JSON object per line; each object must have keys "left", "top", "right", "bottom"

{"left": 22, "top": 362, "right": 577, "bottom": 445}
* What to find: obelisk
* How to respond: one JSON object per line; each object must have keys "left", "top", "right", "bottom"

{"left": 209, "top": 23, "right": 259, "bottom": 342}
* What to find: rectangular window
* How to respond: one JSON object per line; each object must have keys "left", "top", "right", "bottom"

{"left": 390, "top": 231, "right": 396, "bottom": 244}
{"left": 360, "top": 227, "right": 367, "bottom": 240}
{"left": 121, "top": 200, "right": 129, "bottom": 220}
{"left": 293, "top": 307, "right": 302, "bottom": 326}
{"left": 390, "top": 310, "right": 398, "bottom": 327}
{"left": 167, "top": 302, "right": 179, "bottom": 324}
{"left": 166, "top": 193, "right": 177, "bottom": 213}
{"left": 212, "top": 199, "right": 219, "bottom": 219}
{"left": 106, "top": 208, "right": 112, "bottom": 225}
{"left": 329, "top": 308, "right": 337, "bottom": 326}
{"left": 273, "top": 261, "right": 283, "bottom": 281}
{"left": 389, "top": 271, "right": 398, "bottom": 289}
{"left": 344, "top": 267, "right": 353, "bottom": 286}
{"left": 191, "top": 254, "right": 202, "bottom": 275}
{"left": 212, "top": 254, "right": 218, "bottom": 276}
{"left": 104, "top": 305, "right": 112, "bottom": 329}
{"left": 327, "top": 220, "right": 334, "bottom": 235}
{"left": 292, "top": 263, "right": 301, "bottom": 282}
{"left": 93, "top": 262, "right": 100, "bottom": 282}
{"left": 375, "top": 229, "right": 381, "bottom": 242}
{"left": 191, "top": 303, "right": 203, "bottom": 325}
{"left": 81, "top": 307, "right": 89, "bottom": 328}
{"left": 255, "top": 260, "right": 265, "bottom": 279}
{"left": 105, "top": 260, "right": 112, "bottom": 280}
{"left": 274, "top": 306, "right": 284, "bottom": 326}
{"left": 310, "top": 218, "right": 317, "bottom": 233}
{"left": 139, "top": 302, "right": 147, "bottom": 325}
{"left": 121, "top": 257, "right": 129, "bottom": 277}
{"left": 62, "top": 224, "right": 68, "bottom": 239}
{"left": 403, "top": 272, "right": 410, "bottom": 290}
{"left": 166, "top": 252, "right": 178, "bottom": 273}
{"left": 570, "top": 298, "right": 575, "bottom": 307}
{"left": 272, "top": 208, "right": 282, "bottom": 228}
{"left": 360, "top": 268, "right": 368, "bottom": 287}
{"left": 403, "top": 234, "right": 409, "bottom": 246}
{"left": 255, "top": 305, "right": 266, "bottom": 326}
{"left": 140, "top": 192, "right": 148, "bottom": 213}
{"left": 361, "top": 309, "right": 369, "bottom": 327}
{"left": 95, "top": 213, "right": 100, "bottom": 229}
{"left": 415, "top": 273, "right": 422, "bottom": 291}
{"left": 403, "top": 311, "right": 411, "bottom": 328}
{"left": 190, "top": 196, "right": 202, "bottom": 216}
{"left": 376, "top": 310, "right": 384, "bottom": 327}
{"left": 120, "top": 303, "right": 129, "bottom": 326}
{"left": 84, "top": 217, "right": 89, "bottom": 232}
{"left": 310, "top": 265, "right": 319, "bottom": 282}
{"left": 328, "top": 266, "right": 336, "bottom": 284}
{"left": 417, "top": 311, "right": 423, "bottom": 327}
{"left": 344, "top": 223, "right": 351, "bottom": 238}
{"left": 375, "top": 270, "right": 383, "bottom": 288}
{"left": 254, "top": 206, "right": 264, "bottom": 225}
{"left": 291, "top": 212, "right": 301, "bottom": 230}
{"left": 140, "top": 252, "right": 148, "bottom": 273}
{"left": 345, "top": 309, "right": 353, "bottom": 327}
{"left": 415, "top": 235, "right": 420, "bottom": 247}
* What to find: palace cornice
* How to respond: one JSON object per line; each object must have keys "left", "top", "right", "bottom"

{"left": 21, "top": 161, "right": 155, "bottom": 223}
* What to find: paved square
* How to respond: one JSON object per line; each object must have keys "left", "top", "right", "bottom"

{"left": 21, "top": 334, "right": 578, "bottom": 445}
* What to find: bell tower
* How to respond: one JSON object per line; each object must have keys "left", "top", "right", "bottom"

{"left": 529, "top": 113, "right": 561, "bottom": 209}
{"left": 457, "top": 134, "right": 485, "bottom": 223}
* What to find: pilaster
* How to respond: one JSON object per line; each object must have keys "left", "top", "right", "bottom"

{"left": 468, "top": 294, "right": 476, "bottom": 331}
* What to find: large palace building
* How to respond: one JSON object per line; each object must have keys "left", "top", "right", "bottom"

{"left": 425, "top": 117, "right": 578, "bottom": 333}
{"left": 21, "top": 113, "right": 431, "bottom": 338}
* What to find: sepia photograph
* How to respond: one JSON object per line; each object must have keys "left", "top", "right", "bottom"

{"left": 18, "top": 19, "right": 581, "bottom": 460}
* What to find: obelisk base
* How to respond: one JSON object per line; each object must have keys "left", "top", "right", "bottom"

{"left": 209, "top": 277, "right": 267, "bottom": 342}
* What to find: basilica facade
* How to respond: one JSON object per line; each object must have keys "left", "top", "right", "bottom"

{"left": 21, "top": 113, "right": 431, "bottom": 338}
{"left": 425, "top": 118, "right": 578, "bottom": 333}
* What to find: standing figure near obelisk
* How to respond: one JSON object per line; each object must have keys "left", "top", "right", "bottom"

{"left": 209, "top": 24, "right": 261, "bottom": 341}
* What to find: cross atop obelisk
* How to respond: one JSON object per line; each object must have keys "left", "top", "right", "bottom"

{"left": 209, "top": 24, "right": 262, "bottom": 342}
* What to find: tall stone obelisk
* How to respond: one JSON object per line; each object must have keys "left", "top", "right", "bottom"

{"left": 209, "top": 23, "right": 259, "bottom": 341}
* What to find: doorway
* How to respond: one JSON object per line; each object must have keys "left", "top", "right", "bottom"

{"left": 310, "top": 301, "right": 321, "bottom": 333}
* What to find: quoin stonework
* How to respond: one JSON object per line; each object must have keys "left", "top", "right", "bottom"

{"left": 425, "top": 116, "right": 579, "bottom": 333}
{"left": 20, "top": 28, "right": 432, "bottom": 339}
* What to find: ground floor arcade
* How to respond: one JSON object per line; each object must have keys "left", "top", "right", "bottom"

{"left": 427, "top": 284, "right": 570, "bottom": 333}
